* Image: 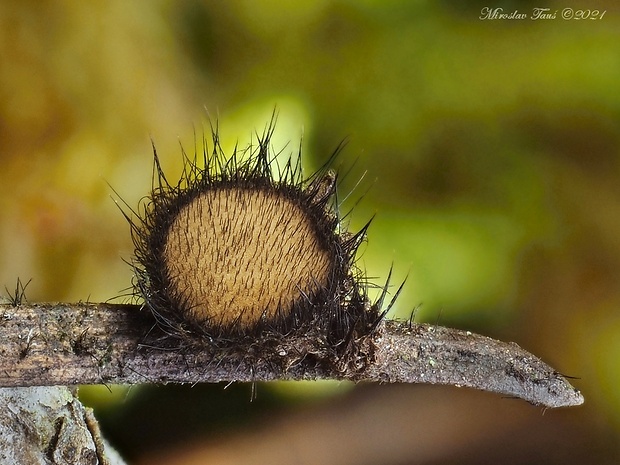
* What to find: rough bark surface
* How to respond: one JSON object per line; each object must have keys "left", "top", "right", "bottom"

{"left": 0, "top": 386, "right": 126, "bottom": 465}
{"left": 0, "top": 303, "right": 583, "bottom": 408}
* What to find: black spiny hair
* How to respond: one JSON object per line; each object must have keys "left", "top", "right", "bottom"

{"left": 124, "top": 115, "right": 399, "bottom": 370}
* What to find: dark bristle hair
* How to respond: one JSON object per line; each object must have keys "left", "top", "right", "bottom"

{"left": 125, "top": 115, "right": 398, "bottom": 370}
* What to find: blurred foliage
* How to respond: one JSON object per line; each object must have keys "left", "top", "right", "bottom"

{"left": 1, "top": 1, "right": 619, "bottom": 463}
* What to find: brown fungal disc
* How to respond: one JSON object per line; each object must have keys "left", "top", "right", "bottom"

{"left": 127, "top": 120, "right": 395, "bottom": 353}
{"left": 163, "top": 187, "right": 333, "bottom": 328}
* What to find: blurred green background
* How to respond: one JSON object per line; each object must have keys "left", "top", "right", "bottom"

{"left": 1, "top": 1, "right": 619, "bottom": 464}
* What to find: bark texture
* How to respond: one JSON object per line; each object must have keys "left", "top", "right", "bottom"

{"left": 0, "top": 386, "right": 126, "bottom": 465}
{"left": 0, "top": 303, "right": 583, "bottom": 408}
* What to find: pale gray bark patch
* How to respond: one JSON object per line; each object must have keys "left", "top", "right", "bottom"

{"left": 366, "top": 321, "right": 584, "bottom": 408}
{"left": 0, "top": 386, "right": 126, "bottom": 465}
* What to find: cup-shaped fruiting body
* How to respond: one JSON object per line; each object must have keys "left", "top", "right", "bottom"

{"left": 128, "top": 120, "right": 394, "bottom": 357}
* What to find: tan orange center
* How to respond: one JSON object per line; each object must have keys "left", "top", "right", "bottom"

{"left": 163, "top": 188, "right": 332, "bottom": 328}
